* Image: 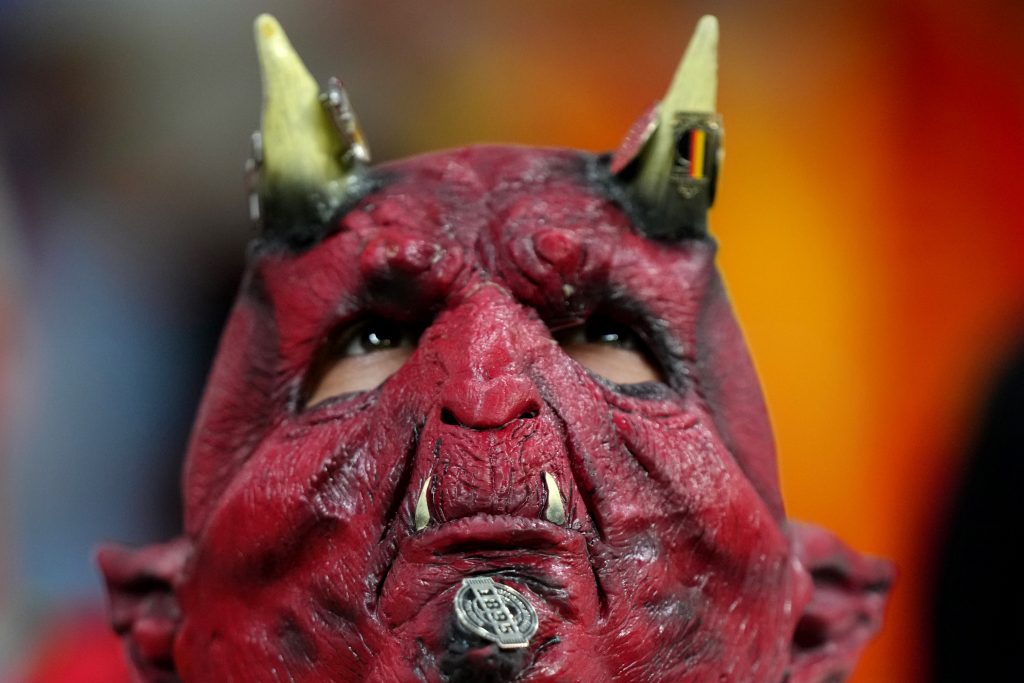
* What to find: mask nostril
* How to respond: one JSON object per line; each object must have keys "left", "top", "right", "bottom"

{"left": 439, "top": 404, "right": 540, "bottom": 429}
{"left": 440, "top": 374, "right": 542, "bottom": 429}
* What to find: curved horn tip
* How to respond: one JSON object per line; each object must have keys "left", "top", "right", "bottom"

{"left": 249, "top": 13, "right": 369, "bottom": 242}
{"left": 255, "top": 13, "right": 281, "bottom": 39}
{"left": 254, "top": 15, "right": 306, "bottom": 76}
{"left": 664, "top": 14, "right": 719, "bottom": 114}
{"left": 614, "top": 14, "right": 724, "bottom": 241}
{"left": 695, "top": 14, "right": 719, "bottom": 37}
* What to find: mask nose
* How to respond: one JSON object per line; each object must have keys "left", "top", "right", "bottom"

{"left": 435, "top": 288, "right": 543, "bottom": 430}
{"left": 440, "top": 373, "right": 540, "bottom": 430}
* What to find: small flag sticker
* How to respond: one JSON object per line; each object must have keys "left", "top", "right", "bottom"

{"left": 688, "top": 128, "right": 706, "bottom": 179}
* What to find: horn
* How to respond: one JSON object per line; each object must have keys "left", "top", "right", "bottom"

{"left": 616, "top": 15, "right": 723, "bottom": 239}
{"left": 249, "top": 14, "right": 369, "bottom": 239}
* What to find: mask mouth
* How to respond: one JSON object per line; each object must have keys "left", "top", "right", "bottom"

{"left": 414, "top": 513, "right": 575, "bottom": 555}
{"left": 375, "top": 514, "right": 602, "bottom": 630}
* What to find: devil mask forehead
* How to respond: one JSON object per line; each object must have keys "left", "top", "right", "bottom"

{"left": 99, "top": 15, "right": 892, "bottom": 683}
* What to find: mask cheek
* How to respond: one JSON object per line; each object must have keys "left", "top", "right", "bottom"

{"left": 603, "top": 411, "right": 797, "bottom": 618}
{"left": 189, "top": 416, "right": 370, "bottom": 578}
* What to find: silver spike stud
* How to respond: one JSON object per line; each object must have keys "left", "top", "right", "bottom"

{"left": 320, "top": 77, "right": 370, "bottom": 166}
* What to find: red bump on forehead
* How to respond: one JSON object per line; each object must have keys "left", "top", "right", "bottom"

{"left": 533, "top": 229, "right": 583, "bottom": 271}
{"left": 483, "top": 186, "right": 619, "bottom": 317}
{"left": 356, "top": 229, "right": 464, "bottom": 318}
{"left": 359, "top": 233, "right": 439, "bottom": 278}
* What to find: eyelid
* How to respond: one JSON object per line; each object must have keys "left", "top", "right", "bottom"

{"left": 552, "top": 313, "right": 666, "bottom": 385}
{"left": 553, "top": 314, "right": 638, "bottom": 346}
{"left": 551, "top": 324, "right": 586, "bottom": 346}
{"left": 334, "top": 321, "right": 371, "bottom": 358}
{"left": 328, "top": 317, "right": 420, "bottom": 357}
{"left": 302, "top": 315, "right": 425, "bottom": 409}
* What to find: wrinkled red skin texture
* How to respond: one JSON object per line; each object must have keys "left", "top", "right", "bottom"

{"left": 100, "top": 146, "right": 892, "bottom": 683}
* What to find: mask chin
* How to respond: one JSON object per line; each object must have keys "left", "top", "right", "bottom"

{"left": 785, "top": 523, "right": 894, "bottom": 683}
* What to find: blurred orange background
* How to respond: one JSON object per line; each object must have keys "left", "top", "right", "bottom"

{"left": 2, "top": 1, "right": 1022, "bottom": 681}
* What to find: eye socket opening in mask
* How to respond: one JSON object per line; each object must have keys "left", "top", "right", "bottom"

{"left": 303, "top": 316, "right": 425, "bottom": 408}
{"left": 551, "top": 312, "right": 666, "bottom": 387}
{"left": 303, "top": 307, "right": 667, "bottom": 410}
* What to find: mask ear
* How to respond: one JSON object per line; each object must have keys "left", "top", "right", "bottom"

{"left": 97, "top": 537, "right": 190, "bottom": 682}
{"left": 786, "top": 523, "right": 894, "bottom": 683}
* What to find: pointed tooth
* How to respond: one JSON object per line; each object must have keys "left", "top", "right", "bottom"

{"left": 414, "top": 477, "right": 432, "bottom": 531}
{"left": 543, "top": 472, "right": 566, "bottom": 525}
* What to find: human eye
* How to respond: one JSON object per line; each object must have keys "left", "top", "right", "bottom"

{"left": 553, "top": 313, "right": 664, "bottom": 385}
{"left": 304, "top": 317, "right": 420, "bottom": 407}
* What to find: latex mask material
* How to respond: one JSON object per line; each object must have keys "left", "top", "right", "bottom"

{"left": 99, "top": 15, "right": 892, "bottom": 683}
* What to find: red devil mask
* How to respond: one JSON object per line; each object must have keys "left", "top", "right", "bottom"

{"left": 99, "top": 15, "right": 891, "bottom": 683}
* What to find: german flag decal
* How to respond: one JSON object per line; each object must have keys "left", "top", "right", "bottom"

{"left": 675, "top": 126, "right": 709, "bottom": 180}
{"left": 669, "top": 113, "right": 720, "bottom": 203}
{"left": 689, "top": 128, "right": 707, "bottom": 179}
